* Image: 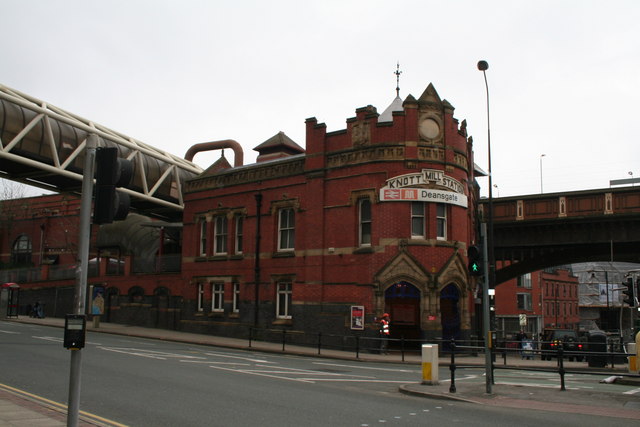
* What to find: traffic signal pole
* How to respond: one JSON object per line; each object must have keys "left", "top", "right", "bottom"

{"left": 67, "top": 134, "right": 97, "bottom": 427}
{"left": 481, "top": 223, "right": 492, "bottom": 394}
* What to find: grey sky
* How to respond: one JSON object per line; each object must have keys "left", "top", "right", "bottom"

{"left": 2, "top": 0, "right": 639, "bottom": 197}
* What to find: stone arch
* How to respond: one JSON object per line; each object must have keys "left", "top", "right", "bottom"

{"left": 435, "top": 250, "right": 472, "bottom": 334}
{"left": 373, "top": 248, "right": 433, "bottom": 341}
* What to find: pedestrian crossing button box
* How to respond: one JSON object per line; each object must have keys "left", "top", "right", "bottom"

{"left": 64, "top": 314, "right": 86, "bottom": 349}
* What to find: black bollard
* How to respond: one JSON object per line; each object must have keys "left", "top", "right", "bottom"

{"left": 449, "top": 338, "right": 457, "bottom": 393}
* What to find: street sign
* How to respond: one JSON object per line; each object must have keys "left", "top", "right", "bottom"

{"left": 519, "top": 314, "right": 527, "bottom": 326}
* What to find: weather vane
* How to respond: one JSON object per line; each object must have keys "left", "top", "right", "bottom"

{"left": 394, "top": 62, "right": 402, "bottom": 97}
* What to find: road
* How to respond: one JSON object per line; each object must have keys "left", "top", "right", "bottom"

{"left": 1, "top": 321, "right": 638, "bottom": 426}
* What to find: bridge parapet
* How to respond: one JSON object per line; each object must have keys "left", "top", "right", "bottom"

{"left": 480, "top": 187, "right": 640, "bottom": 223}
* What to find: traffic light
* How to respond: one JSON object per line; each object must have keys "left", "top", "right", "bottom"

{"left": 622, "top": 277, "right": 636, "bottom": 307}
{"left": 468, "top": 244, "right": 483, "bottom": 276}
{"left": 93, "top": 147, "right": 133, "bottom": 224}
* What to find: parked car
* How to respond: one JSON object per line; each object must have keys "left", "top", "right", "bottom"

{"left": 540, "top": 329, "right": 584, "bottom": 361}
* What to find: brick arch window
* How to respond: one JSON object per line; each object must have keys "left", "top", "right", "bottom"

{"left": 11, "top": 234, "right": 32, "bottom": 266}
{"left": 128, "top": 286, "right": 144, "bottom": 303}
{"left": 351, "top": 190, "right": 376, "bottom": 248}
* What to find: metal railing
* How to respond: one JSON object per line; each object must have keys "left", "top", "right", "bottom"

{"left": 244, "top": 328, "right": 637, "bottom": 393}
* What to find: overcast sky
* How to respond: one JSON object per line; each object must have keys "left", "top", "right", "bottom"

{"left": 2, "top": 0, "right": 639, "bottom": 198}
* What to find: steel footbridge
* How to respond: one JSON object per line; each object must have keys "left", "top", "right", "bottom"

{"left": 0, "top": 84, "right": 206, "bottom": 221}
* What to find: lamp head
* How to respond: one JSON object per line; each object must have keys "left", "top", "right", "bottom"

{"left": 477, "top": 60, "right": 489, "bottom": 71}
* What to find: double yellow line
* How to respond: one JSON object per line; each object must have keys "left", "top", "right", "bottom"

{"left": 0, "top": 383, "right": 127, "bottom": 427}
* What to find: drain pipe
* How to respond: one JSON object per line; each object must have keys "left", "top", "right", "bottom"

{"left": 254, "top": 193, "right": 262, "bottom": 327}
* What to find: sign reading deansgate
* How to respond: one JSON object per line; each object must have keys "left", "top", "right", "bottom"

{"left": 379, "top": 169, "right": 468, "bottom": 208}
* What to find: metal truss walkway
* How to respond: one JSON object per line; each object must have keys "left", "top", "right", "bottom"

{"left": 0, "top": 84, "right": 203, "bottom": 221}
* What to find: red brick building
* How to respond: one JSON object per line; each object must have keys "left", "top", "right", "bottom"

{"left": 180, "top": 84, "right": 482, "bottom": 342}
{"left": 1, "top": 83, "right": 484, "bottom": 343}
{"left": 494, "top": 266, "right": 579, "bottom": 340}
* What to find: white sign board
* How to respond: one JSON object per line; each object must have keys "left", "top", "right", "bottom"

{"left": 379, "top": 169, "right": 468, "bottom": 208}
{"left": 380, "top": 188, "right": 468, "bottom": 208}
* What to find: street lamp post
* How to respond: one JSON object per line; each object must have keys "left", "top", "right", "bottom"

{"left": 540, "top": 154, "right": 546, "bottom": 193}
{"left": 477, "top": 60, "right": 494, "bottom": 394}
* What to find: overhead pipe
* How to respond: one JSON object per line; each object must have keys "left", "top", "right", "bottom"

{"left": 184, "top": 139, "right": 244, "bottom": 167}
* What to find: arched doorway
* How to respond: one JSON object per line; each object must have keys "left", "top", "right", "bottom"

{"left": 440, "top": 283, "right": 461, "bottom": 342}
{"left": 384, "top": 281, "right": 421, "bottom": 344}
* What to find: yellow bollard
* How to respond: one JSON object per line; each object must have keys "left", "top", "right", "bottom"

{"left": 421, "top": 344, "right": 439, "bottom": 385}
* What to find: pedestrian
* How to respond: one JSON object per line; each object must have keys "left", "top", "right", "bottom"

{"left": 379, "top": 313, "right": 390, "bottom": 354}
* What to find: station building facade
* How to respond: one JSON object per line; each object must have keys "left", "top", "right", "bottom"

{"left": 180, "top": 84, "right": 483, "bottom": 342}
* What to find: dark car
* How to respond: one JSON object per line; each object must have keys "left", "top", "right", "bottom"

{"left": 540, "top": 329, "right": 584, "bottom": 361}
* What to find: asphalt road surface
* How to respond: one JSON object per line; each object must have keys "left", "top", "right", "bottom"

{"left": 1, "top": 321, "right": 637, "bottom": 426}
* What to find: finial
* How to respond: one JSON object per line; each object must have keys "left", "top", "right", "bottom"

{"left": 394, "top": 62, "right": 402, "bottom": 97}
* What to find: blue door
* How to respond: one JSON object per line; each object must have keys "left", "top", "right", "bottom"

{"left": 440, "top": 284, "right": 460, "bottom": 342}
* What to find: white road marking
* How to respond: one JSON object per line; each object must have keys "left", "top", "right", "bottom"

{"left": 496, "top": 381, "right": 581, "bottom": 390}
{"left": 312, "top": 362, "right": 415, "bottom": 373}
{"left": 98, "top": 346, "right": 207, "bottom": 360}
{"left": 440, "top": 375, "right": 478, "bottom": 383}
{"left": 33, "top": 336, "right": 101, "bottom": 345}
{"left": 0, "top": 329, "right": 19, "bottom": 334}
{"left": 33, "top": 336, "right": 63, "bottom": 342}
{"left": 180, "top": 360, "right": 251, "bottom": 366}
{"left": 210, "top": 365, "right": 315, "bottom": 383}
{"left": 623, "top": 387, "right": 640, "bottom": 395}
{"left": 204, "top": 352, "right": 274, "bottom": 364}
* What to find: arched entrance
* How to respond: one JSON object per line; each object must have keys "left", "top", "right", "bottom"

{"left": 384, "top": 281, "right": 421, "bottom": 343}
{"left": 440, "top": 283, "right": 461, "bottom": 342}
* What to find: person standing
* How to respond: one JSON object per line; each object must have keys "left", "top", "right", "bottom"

{"left": 379, "top": 313, "right": 390, "bottom": 354}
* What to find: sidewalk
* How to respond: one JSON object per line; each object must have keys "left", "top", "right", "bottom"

{"left": 4, "top": 316, "right": 640, "bottom": 424}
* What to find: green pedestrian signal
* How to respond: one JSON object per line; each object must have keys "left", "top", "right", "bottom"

{"left": 468, "top": 245, "right": 483, "bottom": 277}
{"left": 470, "top": 261, "right": 481, "bottom": 274}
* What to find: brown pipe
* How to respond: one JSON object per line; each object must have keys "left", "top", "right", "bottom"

{"left": 184, "top": 139, "right": 244, "bottom": 167}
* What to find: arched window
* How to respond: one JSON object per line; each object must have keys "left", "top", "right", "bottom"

{"left": 128, "top": 286, "right": 145, "bottom": 303}
{"left": 11, "top": 235, "right": 32, "bottom": 266}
